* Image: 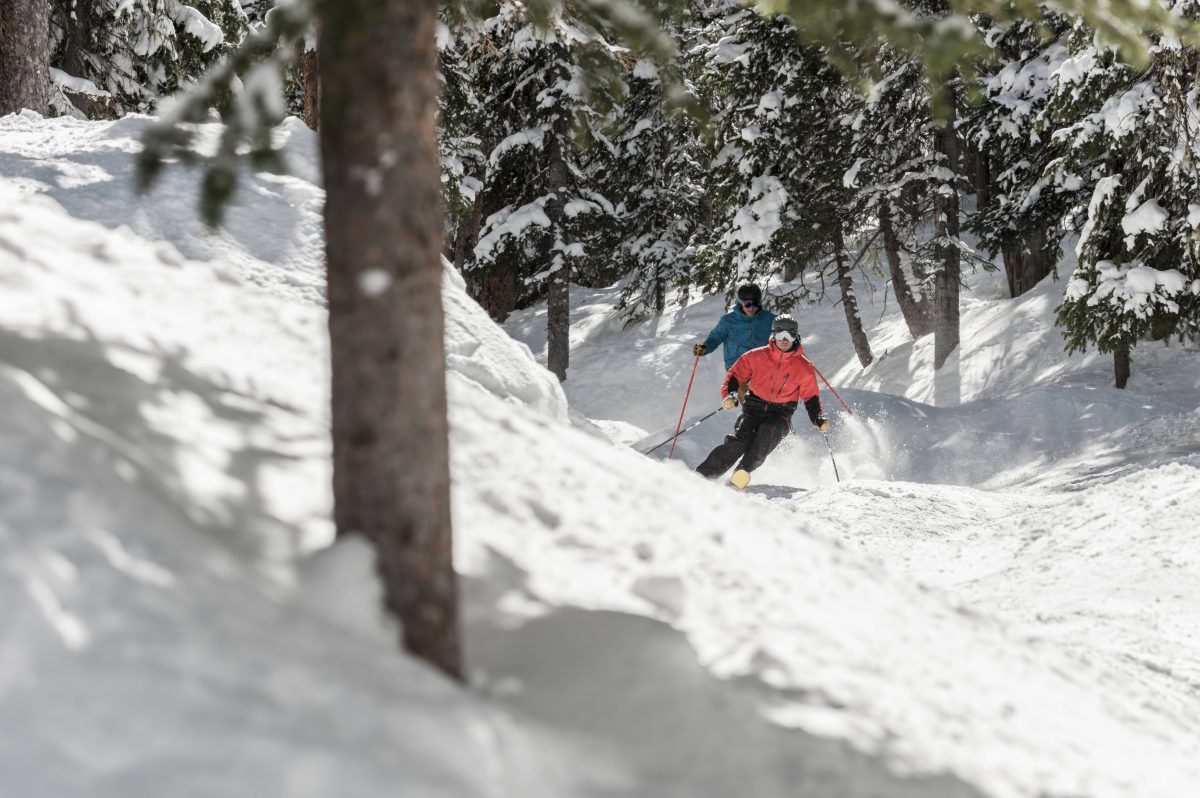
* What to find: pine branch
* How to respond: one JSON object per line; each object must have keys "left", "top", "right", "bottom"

{"left": 137, "top": 0, "right": 315, "bottom": 226}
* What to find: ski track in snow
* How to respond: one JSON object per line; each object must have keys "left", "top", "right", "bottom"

{"left": 3, "top": 111, "right": 1200, "bottom": 798}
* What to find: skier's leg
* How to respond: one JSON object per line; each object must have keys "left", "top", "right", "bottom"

{"left": 695, "top": 437, "right": 748, "bottom": 478}
{"left": 696, "top": 412, "right": 760, "bottom": 479}
{"left": 737, "top": 415, "right": 790, "bottom": 472}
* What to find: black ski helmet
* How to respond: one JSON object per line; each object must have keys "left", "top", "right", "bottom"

{"left": 736, "top": 283, "right": 763, "bottom": 305}
{"left": 772, "top": 314, "right": 799, "bottom": 336}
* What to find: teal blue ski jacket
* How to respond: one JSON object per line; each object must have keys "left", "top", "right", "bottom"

{"left": 701, "top": 306, "right": 777, "bottom": 371}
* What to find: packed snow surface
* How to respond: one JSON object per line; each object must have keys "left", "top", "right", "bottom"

{"left": 3, "top": 112, "right": 1200, "bottom": 798}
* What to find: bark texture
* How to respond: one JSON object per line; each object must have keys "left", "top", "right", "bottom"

{"left": 458, "top": 150, "right": 520, "bottom": 323}
{"left": 545, "top": 119, "right": 570, "bottom": 382}
{"left": 1002, "top": 227, "right": 1052, "bottom": 298}
{"left": 476, "top": 257, "right": 517, "bottom": 323}
{"left": 960, "top": 142, "right": 991, "bottom": 212}
{"left": 451, "top": 184, "right": 482, "bottom": 272}
{"left": 55, "top": 0, "right": 93, "bottom": 81}
{"left": 1114, "top": 348, "right": 1131, "bottom": 389}
{"left": 0, "top": 0, "right": 50, "bottom": 116}
{"left": 880, "top": 198, "right": 933, "bottom": 339}
{"left": 973, "top": 146, "right": 991, "bottom": 212}
{"left": 834, "top": 230, "right": 873, "bottom": 367}
{"left": 320, "top": 0, "right": 460, "bottom": 679}
{"left": 294, "top": 34, "right": 320, "bottom": 131}
{"left": 933, "top": 84, "right": 961, "bottom": 371}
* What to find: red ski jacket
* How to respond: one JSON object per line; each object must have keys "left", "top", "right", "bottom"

{"left": 722, "top": 340, "right": 820, "bottom": 406}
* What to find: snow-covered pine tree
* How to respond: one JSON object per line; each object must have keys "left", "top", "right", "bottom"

{"left": 49, "top": 0, "right": 247, "bottom": 114}
{"left": 693, "top": 17, "right": 837, "bottom": 270}
{"left": 238, "top": 0, "right": 267, "bottom": 24}
{"left": 969, "top": 12, "right": 1084, "bottom": 298}
{"left": 611, "top": 55, "right": 708, "bottom": 322}
{"left": 693, "top": 5, "right": 885, "bottom": 363}
{"left": 930, "top": 71, "right": 963, "bottom": 369}
{"left": 290, "top": 21, "right": 318, "bottom": 129}
{"left": 439, "top": 17, "right": 487, "bottom": 277}
{"left": 1053, "top": 7, "right": 1200, "bottom": 385}
{"left": 895, "top": 0, "right": 964, "bottom": 368}
{"left": 840, "top": 45, "right": 953, "bottom": 345}
{"left": 451, "top": 1, "right": 625, "bottom": 381}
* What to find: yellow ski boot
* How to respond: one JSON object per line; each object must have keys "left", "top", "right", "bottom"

{"left": 729, "top": 469, "right": 751, "bottom": 490}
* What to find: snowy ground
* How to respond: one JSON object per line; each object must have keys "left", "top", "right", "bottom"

{"left": 3, "top": 111, "right": 1200, "bottom": 797}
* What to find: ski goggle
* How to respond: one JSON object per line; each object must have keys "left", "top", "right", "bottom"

{"left": 773, "top": 330, "right": 797, "bottom": 344}
{"left": 739, "top": 298, "right": 759, "bottom": 308}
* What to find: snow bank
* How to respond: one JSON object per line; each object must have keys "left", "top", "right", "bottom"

{"left": 0, "top": 118, "right": 571, "bottom": 798}
{"left": 443, "top": 262, "right": 567, "bottom": 421}
{"left": 0, "top": 112, "right": 326, "bottom": 304}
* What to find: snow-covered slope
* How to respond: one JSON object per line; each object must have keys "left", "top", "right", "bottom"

{"left": 0, "top": 116, "right": 577, "bottom": 798}
{"left": 4, "top": 111, "right": 1200, "bottom": 798}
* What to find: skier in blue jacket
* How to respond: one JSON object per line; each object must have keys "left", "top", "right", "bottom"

{"left": 692, "top": 283, "right": 777, "bottom": 371}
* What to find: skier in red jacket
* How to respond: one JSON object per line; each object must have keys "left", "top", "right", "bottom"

{"left": 696, "top": 314, "right": 829, "bottom": 489}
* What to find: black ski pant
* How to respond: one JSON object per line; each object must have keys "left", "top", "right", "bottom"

{"left": 696, "top": 406, "right": 792, "bottom": 479}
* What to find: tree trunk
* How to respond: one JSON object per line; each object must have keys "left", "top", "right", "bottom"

{"left": 654, "top": 266, "right": 666, "bottom": 314}
{"left": 0, "top": 0, "right": 50, "bottom": 116}
{"left": 56, "top": 0, "right": 93, "bottom": 81}
{"left": 451, "top": 148, "right": 485, "bottom": 271}
{"left": 1002, "top": 227, "right": 1051, "bottom": 298}
{"left": 782, "top": 258, "right": 801, "bottom": 282}
{"left": 319, "top": 0, "right": 460, "bottom": 680}
{"left": 880, "top": 198, "right": 932, "bottom": 339}
{"left": 699, "top": 193, "right": 715, "bottom": 228}
{"left": 1149, "top": 315, "right": 1177, "bottom": 341}
{"left": 452, "top": 193, "right": 481, "bottom": 272}
{"left": 460, "top": 149, "right": 517, "bottom": 322}
{"left": 1114, "top": 347, "right": 1131, "bottom": 389}
{"left": 294, "top": 31, "right": 320, "bottom": 131}
{"left": 933, "top": 82, "right": 961, "bottom": 371}
{"left": 545, "top": 120, "right": 570, "bottom": 382}
{"left": 834, "top": 230, "right": 873, "bottom": 367}
{"left": 572, "top": 256, "right": 610, "bottom": 288}
{"left": 974, "top": 146, "right": 991, "bottom": 212}
{"left": 478, "top": 257, "right": 517, "bottom": 323}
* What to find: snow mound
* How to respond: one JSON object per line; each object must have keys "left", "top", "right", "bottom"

{"left": 444, "top": 263, "right": 567, "bottom": 421}
{"left": 0, "top": 117, "right": 569, "bottom": 798}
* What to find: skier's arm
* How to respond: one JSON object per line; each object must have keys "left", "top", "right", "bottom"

{"left": 722, "top": 353, "right": 753, "bottom": 399}
{"left": 804, "top": 396, "right": 824, "bottom": 424}
{"left": 800, "top": 358, "right": 827, "bottom": 428}
{"left": 701, "top": 315, "right": 730, "bottom": 353}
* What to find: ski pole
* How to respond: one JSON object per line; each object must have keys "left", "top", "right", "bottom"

{"left": 822, "top": 431, "right": 842, "bottom": 483}
{"left": 643, "top": 406, "right": 723, "bottom": 456}
{"left": 810, "top": 363, "right": 853, "bottom": 416}
{"left": 667, "top": 355, "right": 701, "bottom": 459}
